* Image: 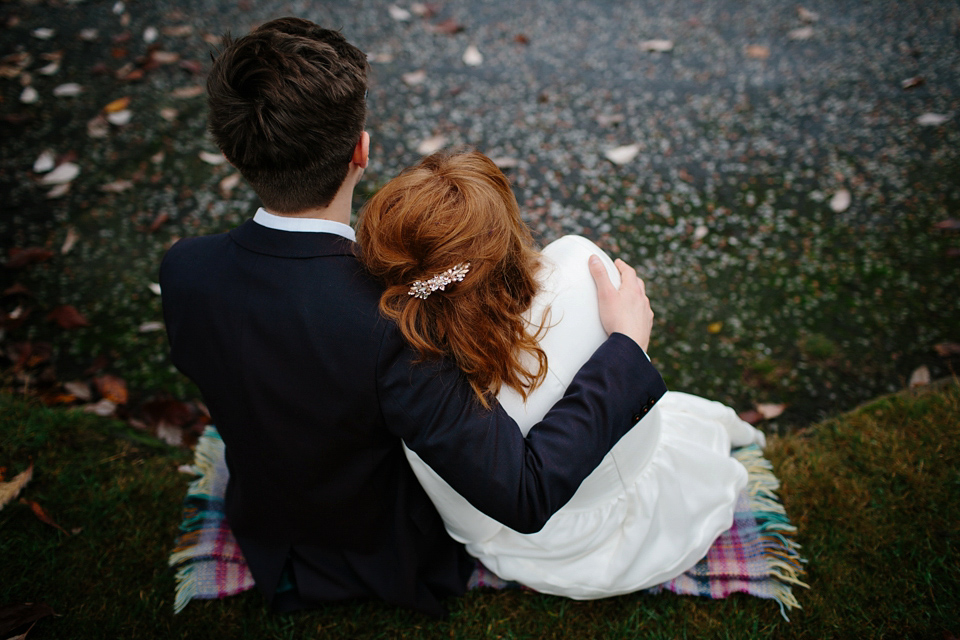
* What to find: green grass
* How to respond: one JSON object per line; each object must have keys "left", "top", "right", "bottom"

{"left": 2, "top": 381, "right": 959, "bottom": 639}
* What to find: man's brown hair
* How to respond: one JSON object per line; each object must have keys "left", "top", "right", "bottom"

{"left": 206, "top": 17, "right": 368, "bottom": 212}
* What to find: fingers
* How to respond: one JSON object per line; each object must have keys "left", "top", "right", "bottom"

{"left": 614, "top": 258, "right": 644, "bottom": 295}
{"left": 588, "top": 255, "right": 614, "bottom": 296}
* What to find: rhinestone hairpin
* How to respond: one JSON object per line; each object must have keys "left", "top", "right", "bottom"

{"left": 408, "top": 262, "right": 471, "bottom": 300}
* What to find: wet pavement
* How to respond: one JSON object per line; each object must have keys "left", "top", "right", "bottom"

{"left": 1, "top": 0, "right": 958, "bottom": 429}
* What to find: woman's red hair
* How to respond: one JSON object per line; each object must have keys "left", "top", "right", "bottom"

{"left": 356, "top": 151, "right": 547, "bottom": 407}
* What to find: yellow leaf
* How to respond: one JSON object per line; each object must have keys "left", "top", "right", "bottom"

{"left": 707, "top": 322, "right": 723, "bottom": 334}
{"left": 104, "top": 96, "right": 131, "bottom": 113}
{"left": 0, "top": 463, "right": 34, "bottom": 511}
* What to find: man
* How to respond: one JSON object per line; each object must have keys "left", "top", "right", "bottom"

{"left": 160, "top": 17, "right": 665, "bottom": 617}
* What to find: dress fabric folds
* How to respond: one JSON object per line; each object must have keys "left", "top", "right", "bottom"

{"left": 404, "top": 235, "right": 766, "bottom": 597}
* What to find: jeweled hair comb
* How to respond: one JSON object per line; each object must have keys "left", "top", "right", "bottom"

{"left": 408, "top": 262, "right": 471, "bottom": 300}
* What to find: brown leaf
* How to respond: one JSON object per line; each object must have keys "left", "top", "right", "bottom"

{"left": 21, "top": 499, "right": 71, "bottom": 535}
{"left": 61, "top": 227, "right": 80, "bottom": 254}
{"left": 737, "top": 409, "right": 763, "bottom": 425}
{"left": 901, "top": 76, "right": 925, "bottom": 90}
{"left": 6, "top": 247, "right": 54, "bottom": 269}
{"left": 47, "top": 305, "right": 89, "bottom": 329}
{"left": 756, "top": 403, "right": 787, "bottom": 420}
{"left": 429, "top": 18, "right": 465, "bottom": 35}
{"left": 3, "top": 283, "right": 31, "bottom": 296}
{"left": 514, "top": 33, "right": 530, "bottom": 45}
{"left": 745, "top": 44, "right": 770, "bottom": 59}
{"left": 909, "top": 365, "right": 931, "bottom": 387}
{"left": 0, "top": 464, "right": 33, "bottom": 511}
{"left": 0, "top": 602, "right": 56, "bottom": 637}
{"left": 178, "top": 59, "right": 204, "bottom": 74}
{"left": 103, "top": 96, "right": 131, "bottom": 113}
{"left": 63, "top": 380, "right": 92, "bottom": 401}
{"left": 149, "top": 211, "right": 170, "bottom": 232}
{"left": 162, "top": 25, "right": 194, "bottom": 37}
{"left": 171, "top": 85, "right": 204, "bottom": 99}
{"left": 934, "top": 342, "right": 960, "bottom": 357}
{"left": 95, "top": 374, "right": 128, "bottom": 404}
{"left": 934, "top": 218, "right": 960, "bottom": 231}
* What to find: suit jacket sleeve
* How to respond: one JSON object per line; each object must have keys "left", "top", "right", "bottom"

{"left": 377, "top": 328, "right": 666, "bottom": 534}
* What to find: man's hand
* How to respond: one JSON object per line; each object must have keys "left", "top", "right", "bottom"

{"left": 588, "top": 255, "right": 654, "bottom": 352}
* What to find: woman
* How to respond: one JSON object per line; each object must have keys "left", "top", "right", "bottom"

{"left": 356, "top": 151, "right": 767, "bottom": 597}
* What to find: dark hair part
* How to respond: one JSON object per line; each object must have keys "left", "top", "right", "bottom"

{"left": 206, "top": 17, "right": 368, "bottom": 212}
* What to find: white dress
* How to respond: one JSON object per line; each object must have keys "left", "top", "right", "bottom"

{"left": 404, "top": 235, "right": 766, "bottom": 598}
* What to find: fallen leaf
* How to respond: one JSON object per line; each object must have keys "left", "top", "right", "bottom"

{"left": 514, "top": 33, "right": 530, "bottom": 45}
{"left": 0, "top": 464, "right": 33, "bottom": 510}
{"left": 491, "top": 157, "right": 519, "bottom": 169}
{"left": 22, "top": 499, "right": 71, "bottom": 534}
{"left": 32, "top": 150, "right": 56, "bottom": 173}
{"left": 149, "top": 212, "right": 170, "bottom": 232}
{"left": 148, "top": 282, "right": 162, "bottom": 296}
{"left": 367, "top": 52, "right": 394, "bottom": 64}
{"left": 707, "top": 321, "right": 723, "bottom": 334}
{"left": 101, "top": 179, "right": 134, "bottom": 193}
{"left": 83, "top": 398, "right": 116, "bottom": 416}
{"left": 171, "top": 85, "right": 204, "bottom": 99}
{"left": 20, "top": 86, "right": 39, "bottom": 104}
{"left": 202, "top": 33, "right": 221, "bottom": 45}
{"left": 745, "top": 45, "right": 770, "bottom": 59}
{"left": 916, "top": 112, "right": 951, "bottom": 126}
{"left": 934, "top": 343, "right": 960, "bottom": 357}
{"left": 112, "top": 1, "right": 125, "bottom": 15}
{"left": 604, "top": 144, "right": 641, "bottom": 165}
{"left": 159, "top": 107, "right": 178, "bottom": 121}
{"left": 388, "top": 5, "right": 411, "bottom": 21}
{"left": 95, "top": 374, "right": 128, "bottom": 404}
{"left": 106, "top": 109, "right": 133, "bottom": 126}
{"left": 31, "top": 27, "right": 55, "bottom": 40}
{"left": 410, "top": 2, "right": 436, "bottom": 17}
{"left": 156, "top": 422, "right": 184, "bottom": 446}
{"left": 738, "top": 409, "right": 763, "bottom": 425}
{"left": 143, "top": 25, "right": 158, "bottom": 43}
{"left": 38, "top": 60, "right": 60, "bottom": 75}
{"left": 756, "top": 403, "right": 787, "bottom": 419}
{"left": 46, "top": 183, "right": 72, "bottom": 199}
{"left": 48, "top": 305, "right": 89, "bottom": 329}
{"left": 462, "top": 45, "right": 483, "bottom": 66}
{"left": 416, "top": 135, "right": 447, "bottom": 155}
{"left": 693, "top": 225, "right": 709, "bottom": 240}
{"left": 104, "top": 96, "right": 131, "bottom": 113}
{"left": 797, "top": 6, "right": 819, "bottom": 22}
{"left": 596, "top": 113, "right": 625, "bottom": 126}
{"left": 787, "top": 26, "right": 814, "bottom": 40}
{"left": 6, "top": 248, "right": 54, "bottom": 269}
{"left": 179, "top": 59, "right": 204, "bottom": 74}
{"left": 52, "top": 83, "right": 83, "bottom": 97}
{"left": 87, "top": 115, "right": 110, "bottom": 138}
{"left": 219, "top": 173, "right": 241, "bottom": 196}
{"left": 829, "top": 189, "right": 851, "bottom": 213}
{"left": 63, "top": 380, "right": 92, "bottom": 401}
{"left": 640, "top": 39, "right": 674, "bottom": 53}
{"left": 60, "top": 227, "right": 79, "bottom": 254}
{"left": 198, "top": 151, "right": 227, "bottom": 165}
{"left": 901, "top": 76, "right": 924, "bottom": 89}
{"left": 909, "top": 365, "right": 931, "bottom": 387}
{"left": 402, "top": 70, "right": 427, "bottom": 86}
{"left": 162, "top": 25, "right": 193, "bottom": 36}
{"left": 150, "top": 50, "right": 180, "bottom": 65}
{"left": 138, "top": 320, "right": 164, "bottom": 333}
{"left": 38, "top": 162, "right": 79, "bottom": 185}
{"left": 79, "top": 28, "right": 99, "bottom": 41}
{"left": 430, "top": 18, "right": 465, "bottom": 35}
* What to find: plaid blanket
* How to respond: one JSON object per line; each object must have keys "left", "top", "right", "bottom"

{"left": 170, "top": 427, "right": 807, "bottom": 618}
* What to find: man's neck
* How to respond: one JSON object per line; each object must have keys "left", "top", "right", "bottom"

{"left": 264, "top": 177, "right": 355, "bottom": 226}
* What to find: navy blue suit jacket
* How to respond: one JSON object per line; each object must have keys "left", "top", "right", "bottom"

{"left": 160, "top": 219, "right": 666, "bottom": 616}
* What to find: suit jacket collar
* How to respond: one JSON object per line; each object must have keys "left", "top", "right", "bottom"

{"left": 229, "top": 219, "right": 358, "bottom": 259}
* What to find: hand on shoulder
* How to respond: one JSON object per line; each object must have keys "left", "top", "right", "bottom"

{"left": 588, "top": 255, "right": 654, "bottom": 352}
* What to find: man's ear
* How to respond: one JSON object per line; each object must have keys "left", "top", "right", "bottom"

{"left": 352, "top": 131, "right": 370, "bottom": 169}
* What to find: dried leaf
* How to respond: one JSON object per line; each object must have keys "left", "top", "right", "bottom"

{"left": 367, "top": 52, "right": 394, "bottom": 64}
{"left": 6, "top": 248, "right": 54, "bottom": 269}
{"left": 797, "top": 6, "right": 819, "bottom": 22}
{"left": 38, "top": 60, "right": 60, "bottom": 75}
{"left": 934, "top": 342, "right": 960, "bottom": 357}
{"left": 917, "top": 112, "right": 951, "bottom": 126}
{"left": 143, "top": 25, "right": 158, "bottom": 43}
{"left": 101, "top": 179, "right": 134, "bottom": 193}
{"left": 604, "top": 144, "right": 641, "bottom": 165}
{"left": 159, "top": 107, "right": 178, "bottom": 122}
{"left": 95, "top": 374, "right": 128, "bottom": 404}
{"left": 162, "top": 25, "right": 193, "bottom": 37}
{"left": 909, "top": 365, "right": 931, "bottom": 387}
{"left": 32, "top": 150, "right": 55, "bottom": 173}
{"left": 596, "top": 113, "right": 625, "bottom": 126}
{"left": 63, "top": 380, "right": 92, "bottom": 401}
{"left": 219, "top": 172, "right": 241, "bottom": 196}
{"left": 901, "top": 76, "right": 924, "bottom": 90}
{"left": 79, "top": 28, "right": 99, "bottom": 41}
{"left": 61, "top": 227, "right": 79, "bottom": 254}
{"left": 20, "top": 86, "right": 39, "bottom": 104}
{"left": 402, "top": 70, "right": 427, "bottom": 86}
{"left": 150, "top": 50, "right": 180, "bottom": 65}
{"left": 756, "top": 402, "right": 787, "bottom": 419}
{"left": 429, "top": 18, "right": 465, "bottom": 35}
{"left": 138, "top": 320, "right": 164, "bottom": 333}
{"left": 46, "top": 183, "right": 71, "bottom": 199}
{"left": 0, "top": 464, "right": 33, "bottom": 511}
{"left": 640, "top": 39, "right": 674, "bottom": 53}
{"left": 22, "top": 499, "right": 71, "bottom": 534}
{"left": 462, "top": 45, "right": 483, "bottom": 66}
{"left": 737, "top": 409, "right": 763, "bottom": 425}
{"left": 148, "top": 282, "right": 162, "bottom": 296}
{"left": 48, "top": 305, "right": 89, "bottom": 329}
{"left": 52, "top": 83, "right": 83, "bottom": 97}
{"left": 104, "top": 96, "right": 131, "bottom": 113}
{"left": 745, "top": 45, "right": 770, "bottom": 59}
{"left": 491, "top": 157, "right": 519, "bottom": 169}
{"left": 707, "top": 321, "right": 723, "bottom": 334}
{"left": 388, "top": 5, "right": 411, "bottom": 21}
{"left": 31, "top": 28, "right": 55, "bottom": 40}
{"left": 198, "top": 151, "right": 227, "bottom": 165}
{"left": 179, "top": 59, "right": 204, "bottom": 74}
{"left": 787, "top": 26, "right": 814, "bottom": 40}
{"left": 87, "top": 115, "right": 110, "bottom": 138}
{"left": 106, "top": 110, "right": 133, "bottom": 126}
{"left": 416, "top": 135, "right": 447, "bottom": 155}
{"left": 156, "top": 422, "right": 184, "bottom": 446}
{"left": 171, "top": 85, "right": 204, "bottom": 99}
{"left": 38, "top": 162, "right": 79, "bottom": 185}
{"left": 83, "top": 398, "right": 116, "bottom": 416}
{"left": 149, "top": 212, "right": 170, "bottom": 232}
{"left": 829, "top": 189, "right": 851, "bottom": 213}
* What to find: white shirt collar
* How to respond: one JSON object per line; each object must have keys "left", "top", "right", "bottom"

{"left": 253, "top": 207, "right": 356, "bottom": 242}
